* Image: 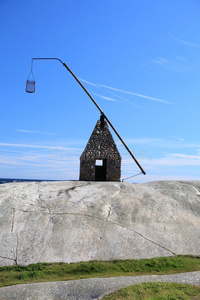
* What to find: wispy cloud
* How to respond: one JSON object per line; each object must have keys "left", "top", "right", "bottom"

{"left": 79, "top": 77, "right": 141, "bottom": 106}
{"left": 0, "top": 142, "right": 81, "bottom": 151}
{"left": 93, "top": 93, "right": 119, "bottom": 102}
{"left": 79, "top": 78, "right": 170, "bottom": 104}
{"left": 79, "top": 78, "right": 142, "bottom": 106}
{"left": 125, "top": 138, "right": 163, "bottom": 145}
{"left": 178, "top": 137, "right": 185, "bottom": 142}
{"left": 99, "top": 84, "right": 171, "bottom": 104}
{"left": 144, "top": 152, "right": 200, "bottom": 167}
{"left": 170, "top": 34, "right": 200, "bottom": 48}
{"left": 78, "top": 78, "right": 100, "bottom": 88}
{"left": 1, "top": 141, "right": 199, "bottom": 182}
{"left": 167, "top": 153, "right": 200, "bottom": 160}
{"left": 100, "top": 88, "right": 143, "bottom": 108}
{"left": 175, "top": 56, "right": 188, "bottom": 63}
{"left": 120, "top": 148, "right": 200, "bottom": 182}
{"left": 0, "top": 143, "right": 82, "bottom": 180}
{"left": 0, "top": 157, "right": 53, "bottom": 167}
{"left": 151, "top": 57, "right": 169, "bottom": 65}
{"left": 15, "top": 129, "right": 56, "bottom": 135}
{"left": 125, "top": 138, "right": 200, "bottom": 148}
{"left": 152, "top": 56, "right": 188, "bottom": 67}
{"left": 151, "top": 55, "right": 196, "bottom": 72}
{"left": 122, "top": 150, "right": 200, "bottom": 169}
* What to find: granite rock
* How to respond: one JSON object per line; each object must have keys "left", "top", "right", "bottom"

{"left": 0, "top": 180, "right": 200, "bottom": 266}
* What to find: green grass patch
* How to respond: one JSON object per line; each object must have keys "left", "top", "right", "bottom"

{"left": 103, "top": 282, "right": 200, "bottom": 299}
{"left": 0, "top": 255, "right": 200, "bottom": 288}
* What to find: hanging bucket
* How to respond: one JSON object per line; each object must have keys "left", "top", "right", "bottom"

{"left": 26, "top": 79, "right": 35, "bottom": 93}
{"left": 26, "top": 60, "right": 35, "bottom": 93}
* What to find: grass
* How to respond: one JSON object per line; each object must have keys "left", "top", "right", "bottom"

{"left": 103, "top": 282, "right": 200, "bottom": 299}
{"left": 0, "top": 255, "right": 200, "bottom": 288}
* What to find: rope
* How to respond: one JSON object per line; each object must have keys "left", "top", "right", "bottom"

{"left": 27, "top": 59, "right": 35, "bottom": 81}
{"left": 122, "top": 172, "right": 143, "bottom": 182}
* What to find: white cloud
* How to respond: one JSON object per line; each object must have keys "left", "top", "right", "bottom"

{"left": 125, "top": 138, "right": 163, "bottom": 144}
{"left": 175, "top": 56, "right": 188, "bottom": 63}
{"left": 1, "top": 139, "right": 199, "bottom": 182}
{"left": 151, "top": 56, "right": 195, "bottom": 72}
{"left": 124, "top": 138, "right": 200, "bottom": 148}
{"left": 170, "top": 34, "right": 200, "bottom": 48}
{"left": 15, "top": 129, "right": 56, "bottom": 135}
{"left": 167, "top": 152, "right": 200, "bottom": 160}
{"left": 79, "top": 78, "right": 170, "bottom": 104}
{"left": 151, "top": 57, "right": 169, "bottom": 65}
{"left": 121, "top": 155, "right": 200, "bottom": 182}
{"left": 78, "top": 78, "right": 100, "bottom": 88}
{"left": 101, "top": 89, "right": 143, "bottom": 108}
{"left": 150, "top": 50, "right": 200, "bottom": 72}
{"left": 152, "top": 56, "right": 188, "bottom": 65}
{"left": 120, "top": 147, "right": 200, "bottom": 181}
{"left": 0, "top": 143, "right": 81, "bottom": 151}
{"left": 128, "top": 174, "right": 198, "bottom": 183}
{"left": 140, "top": 152, "right": 200, "bottom": 167}
{"left": 93, "top": 93, "right": 119, "bottom": 102}
{"left": 0, "top": 158, "right": 52, "bottom": 168}
{"left": 99, "top": 84, "right": 171, "bottom": 104}
{"left": 0, "top": 149, "right": 81, "bottom": 180}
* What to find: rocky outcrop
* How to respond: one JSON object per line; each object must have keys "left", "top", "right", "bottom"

{"left": 0, "top": 180, "right": 200, "bottom": 266}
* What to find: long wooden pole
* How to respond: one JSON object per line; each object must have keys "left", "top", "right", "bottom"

{"left": 32, "top": 58, "right": 146, "bottom": 175}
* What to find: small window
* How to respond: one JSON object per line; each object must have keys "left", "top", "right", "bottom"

{"left": 95, "top": 159, "right": 103, "bottom": 166}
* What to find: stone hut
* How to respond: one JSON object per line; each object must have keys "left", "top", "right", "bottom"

{"left": 79, "top": 116, "right": 121, "bottom": 181}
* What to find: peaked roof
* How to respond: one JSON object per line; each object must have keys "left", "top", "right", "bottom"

{"left": 80, "top": 120, "right": 121, "bottom": 160}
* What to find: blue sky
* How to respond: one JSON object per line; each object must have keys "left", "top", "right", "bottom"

{"left": 0, "top": 0, "right": 200, "bottom": 182}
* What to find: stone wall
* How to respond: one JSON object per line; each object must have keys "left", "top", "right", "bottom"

{"left": 79, "top": 160, "right": 95, "bottom": 181}
{"left": 79, "top": 158, "right": 121, "bottom": 181}
{"left": 106, "top": 159, "right": 121, "bottom": 181}
{"left": 79, "top": 119, "right": 121, "bottom": 181}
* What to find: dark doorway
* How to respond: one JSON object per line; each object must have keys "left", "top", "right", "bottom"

{"left": 95, "top": 159, "right": 107, "bottom": 181}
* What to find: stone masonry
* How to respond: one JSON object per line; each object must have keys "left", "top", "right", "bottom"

{"left": 79, "top": 118, "right": 121, "bottom": 181}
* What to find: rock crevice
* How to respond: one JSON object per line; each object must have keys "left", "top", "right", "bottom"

{"left": 11, "top": 208, "right": 15, "bottom": 233}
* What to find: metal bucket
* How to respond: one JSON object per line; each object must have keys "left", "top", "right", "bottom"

{"left": 26, "top": 79, "right": 35, "bottom": 93}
